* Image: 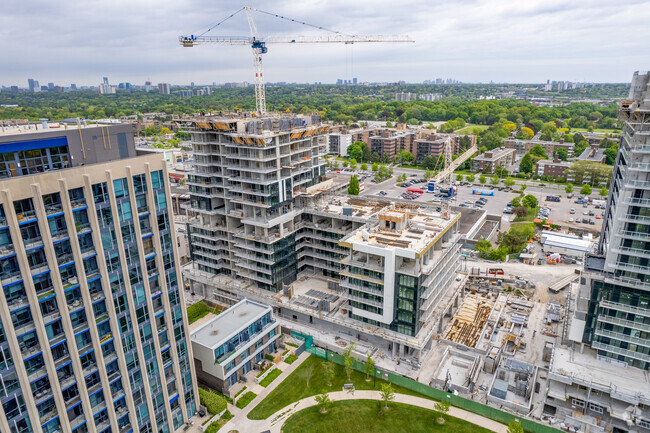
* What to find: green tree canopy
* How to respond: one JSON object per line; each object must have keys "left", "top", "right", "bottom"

{"left": 522, "top": 194, "right": 538, "bottom": 208}
{"left": 348, "top": 175, "right": 360, "bottom": 195}
{"left": 519, "top": 153, "right": 534, "bottom": 174}
{"left": 581, "top": 184, "right": 593, "bottom": 195}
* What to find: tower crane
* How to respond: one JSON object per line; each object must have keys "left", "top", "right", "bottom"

{"left": 180, "top": 6, "right": 414, "bottom": 114}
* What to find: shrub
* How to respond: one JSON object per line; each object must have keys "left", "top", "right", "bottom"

{"left": 265, "top": 354, "right": 275, "bottom": 362}
{"left": 235, "top": 391, "right": 257, "bottom": 409}
{"left": 187, "top": 301, "right": 209, "bottom": 324}
{"left": 285, "top": 354, "right": 299, "bottom": 365}
{"left": 259, "top": 368, "right": 282, "bottom": 387}
{"left": 198, "top": 388, "right": 227, "bottom": 415}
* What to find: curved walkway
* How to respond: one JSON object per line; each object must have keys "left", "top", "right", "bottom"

{"left": 222, "top": 389, "right": 508, "bottom": 433}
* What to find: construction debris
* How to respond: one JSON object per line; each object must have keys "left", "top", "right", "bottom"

{"left": 444, "top": 294, "right": 493, "bottom": 347}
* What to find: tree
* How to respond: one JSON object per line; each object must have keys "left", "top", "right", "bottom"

{"left": 529, "top": 144, "right": 547, "bottom": 159}
{"left": 574, "top": 140, "right": 589, "bottom": 157}
{"left": 479, "top": 175, "right": 487, "bottom": 184}
{"left": 510, "top": 197, "right": 521, "bottom": 207}
{"left": 475, "top": 238, "right": 491, "bottom": 253}
{"left": 347, "top": 141, "right": 364, "bottom": 161}
{"left": 565, "top": 184, "right": 574, "bottom": 193}
{"left": 517, "top": 127, "right": 534, "bottom": 140}
{"left": 370, "top": 152, "right": 381, "bottom": 163}
{"left": 397, "top": 173, "right": 407, "bottom": 183}
{"left": 520, "top": 184, "right": 527, "bottom": 193}
{"left": 371, "top": 162, "right": 379, "bottom": 172}
{"left": 342, "top": 161, "right": 349, "bottom": 168}
{"left": 361, "top": 163, "right": 368, "bottom": 171}
{"left": 456, "top": 173, "right": 464, "bottom": 182}
{"left": 494, "top": 166, "right": 509, "bottom": 178}
{"left": 424, "top": 170, "right": 435, "bottom": 180}
{"left": 343, "top": 342, "right": 355, "bottom": 382}
{"left": 396, "top": 149, "right": 413, "bottom": 164}
{"left": 581, "top": 184, "right": 593, "bottom": 195}
{"left": 321, "top": 360, "right": 335, "bottom": 387}
{"left": 434, "top": 400, "right": 451, "bottom": 424}
{"left": 573, "top": 132, "right": 586, "bottom": 144}
{"left": 380, "top": 384, "right": 395, "bottom": 411}
{"left": 315, "top": 393, "right": 333, "bottom": 414}
{"left": 603, "top": 145, "right": 618, "bottom": 165}
{"left": 513, "top": 206, "right": 528, "bottom": 217}
{"left": 519, "top": 154, "right": 534, "bottom": 174}
{"left": 350, "top": 158, "right": 357, "bottom": 169}
{"left": 481, "top": 131, "right": 503, "bottom": 150}
{"left": 554, "top": 147, "right": 568, "bottom": 161}
{"left": 421, "top": 155, "right": 438, "bottom": 170}
{"left": 304, "top": 363, "right": 315, "bottom": 388}
{"left": 364, "top": 354, "right": 375, "bottom": 381}
{"left": 504, "top": 178, "right": 516, "bottom": 188}
{"left": 490, "top": 176, "right": 500, "bottom": 185}
{"left": 385, "top": 121, "right": 393, "bottom": 128}
{"left": 507, "top": 420, "right": 524, "bottom": 433}
{"left": 348, "top": 175, "right": 360, "bottom": 195}
{"left": 599, "top": 186, "right": 608, "bottom": 196}
{"left": 466, "top": 174, "right": 476, "bottom": 183}
{"left": 522, "top": 194, "right": 538, "bottom": 208}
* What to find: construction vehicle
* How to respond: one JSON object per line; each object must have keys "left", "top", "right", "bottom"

{"left": 180, "top": 7, "right": 413, "bottom": 114}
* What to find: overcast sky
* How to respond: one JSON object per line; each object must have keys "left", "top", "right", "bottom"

{"left": 2, "top": 0, "right": 649, "bottom": 87}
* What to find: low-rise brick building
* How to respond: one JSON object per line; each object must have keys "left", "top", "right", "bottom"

{"left": 472, "top": 147, "right": 516, "bottom": 173}
{"left": 503, "top": 138, "right": 574, "bottom": 157}
{"left": 535, "top": 157, "right": 572, "bottom": 179}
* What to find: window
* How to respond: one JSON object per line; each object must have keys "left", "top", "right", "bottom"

{"left": 571, "top": 398, "right": 585, "bottom": 408}
{"left": 118, "top": 201, "right": 132, "bottom": 222}
{"left": 92, "top": 182, "right": 109, "bottom": 203}
{"left": 113, "top": 178, "right": 128, "bottom": 198}
{"left": 151, "top": 170, "right": 163, "bottom": 189}
{"left": 133, "top": 174, "right": 147, "bottom": 194}
{"left": 588, "top": 402, "right": 604, "bottom": 414}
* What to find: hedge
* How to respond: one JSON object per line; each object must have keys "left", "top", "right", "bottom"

{"left": 198, "top": 388, "right": 227, "bottom": 415}
{"left": 235, "top": 391, "right": 257, "bottom": 409}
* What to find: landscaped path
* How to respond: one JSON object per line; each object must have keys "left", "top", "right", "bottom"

{"left": 222, "top": 373, "right": 509, "bottom": 433}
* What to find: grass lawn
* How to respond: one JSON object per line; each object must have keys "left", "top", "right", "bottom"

{"left": 203, "top": 410, "right": 233, "bottom": 433}
{"left": 282, "top": 400, "right": 492, "bottom": 433}
{"left": 187, "top": 301, "right": 220, "bottom": 324}
{"left": 571, "top": 128, "right": 621, "bottom": 134}
{"left": 259, "top": 368, "right": 282, "bottom": 387}
{"left": 247, "top": 355, "right": 432, "bottom": 420}
{"left": 456, "top": 124, "right": 490, "bottom": 134}
{"left": 285, "top": 354, "right": 298, "bottom": 364}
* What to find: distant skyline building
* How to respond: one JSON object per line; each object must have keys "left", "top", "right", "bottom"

{"left": 27, "top": 79, "right": 40, "bottom": 93}
{"left": 158, "top": 83, "right": 171, "bottom": 95}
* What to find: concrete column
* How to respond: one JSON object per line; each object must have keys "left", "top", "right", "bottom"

{"left": 391, "top": 342, "right": 397, "bottom": 357}
{"left": 399, "top": 343, "right": 405, "bottom": 357}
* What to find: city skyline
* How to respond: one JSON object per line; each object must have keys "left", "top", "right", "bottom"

{"left": 1, "top": 0, "right": 649, "bottom": 86}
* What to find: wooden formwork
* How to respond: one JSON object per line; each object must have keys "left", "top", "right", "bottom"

{"left": 444, "top": 294, "right": 494, "bottom": 348}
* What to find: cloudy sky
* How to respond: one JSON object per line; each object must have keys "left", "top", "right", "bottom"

{"left": 1, "top": 0, "right": 649, "bottom": 87}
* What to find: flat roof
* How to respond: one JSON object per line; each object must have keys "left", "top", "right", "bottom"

{"left": 314, "top": 196, "right": 391, "bottom": 218}
{"left": 541, "top": 232, "right": 593, "bottom": 253}
{"left": 474, "top": 147, "right": 513, "bottom": 162}
{"left": 342, "top": 206, "right": 459, "bottom": 255}
{"left": 0, "top": 122, "right": 124, "bottom": 137}
{"left": 550, "top": 345, "right": 649, "bottom": 402}
{"left": 190, "top": 298, "right": 271, "bottom": 349}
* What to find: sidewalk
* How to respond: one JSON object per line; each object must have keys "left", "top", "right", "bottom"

{"left": 222, "top": 350, "right": 311, "bottom": 431}
{"left": 225, "top": 386, "right": 508, "bottom": 433}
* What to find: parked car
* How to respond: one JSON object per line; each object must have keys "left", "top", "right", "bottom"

{"left": 576, "top": 218, "right": 582, "bottom": 223}
{"left": 589, "top": 210, "right": 595, "bottom": 216}
{"left": 596, "top": 214, "right": 601, "bottom": 219}
{"left": 589, "top": 218, "right": 595, "bottom": 225}
{"left": 569, "top": 218, "right": 574, "bottom": 222}
{"left": 570, "top": 208, "right": 576, "bottom": 214}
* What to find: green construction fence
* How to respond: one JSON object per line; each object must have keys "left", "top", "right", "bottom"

{"left": 290, "top": 331, "right": 560, "bottom": 433}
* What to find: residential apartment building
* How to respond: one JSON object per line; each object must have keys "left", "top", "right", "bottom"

{"left": 503, "top": 139, "right": 574, "bottom": 158}
{"left": 535, "top": 157, "right": 571, "bottom": 179}
{"left": 395, "top": 92, "right": 417, "bottom": 102}
{"left": 184, "top": 114, "right": 328, "bottom": 293}
{"left": 370, "top": 130, "right": 416, "bottom": 161}
{"left": 0, "top": 124, "right": 198, "bottom": 433}
{"left": 471, "top": 148, "right": 516, "bottom": 173}
{"left": 191, "top": 298, "right": 280, "bottom": 395}
{"left": 569, "top": 71, "right": 650, "bottom": 370}
{"left": 327, "top": 133, "right": 352, "bottom": 156}
{"left": 339, "top": 207, "right": 462, "bottom": 341}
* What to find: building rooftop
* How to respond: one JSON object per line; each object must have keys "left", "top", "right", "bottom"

{"left": 340, "top": 206, "right": 459, "bottom": 256}
{"left": 474, "top": 147, "right": 514, "bottom": 162}
{"left": 190, "top": 298, "right": 271, "bottom": 349}
{"left": 550, "top": 345, "right": 650, "bottom": 406}
{"left": 541, "top": 231, "right": 594, "bottom": 253}
{"left": 0, "top": 121, "right": 125, "bottom": 137}
{"left": 536, "top": 159, "right": 572, "bottom": 167}
{"left": 577, "top": 147, "right": 606, "bottom": 162}
{"left": 313, "top": 196, "right": 391, "bottom": 218}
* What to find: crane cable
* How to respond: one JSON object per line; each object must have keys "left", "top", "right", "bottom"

{"left": 251, "top": 7, "right": 341, "bottom": 35}
{"left": 196, "top": 6, "right": 343, "bottom": 40}
{"left": 196, "top": 7, "right": 246, "bottom": 38}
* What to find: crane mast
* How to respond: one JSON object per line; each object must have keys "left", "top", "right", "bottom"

{"left": 180, "top": 6, "right": 414, "bottom": 115}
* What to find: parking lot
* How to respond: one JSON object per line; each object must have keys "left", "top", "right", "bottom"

{"left": 331, "top": 169, "right": 604, "bottom": 234}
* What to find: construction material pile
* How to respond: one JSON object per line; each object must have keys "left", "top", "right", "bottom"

{"left": 444, "top": 294, "right": 493, "bottom": 347}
